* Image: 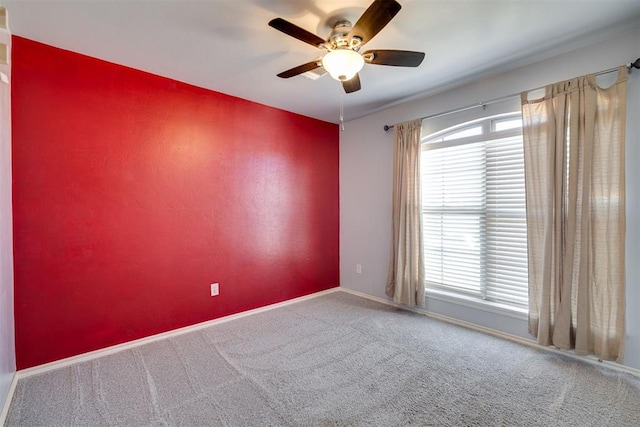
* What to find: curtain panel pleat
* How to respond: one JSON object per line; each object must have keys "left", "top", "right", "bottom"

{"left": 521, "top": 66, "right": 627, "bottom": 362}
{"left": 386, "top": 119, "right": 425, "bottom": 307}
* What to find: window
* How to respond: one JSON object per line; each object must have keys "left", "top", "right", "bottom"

{"left": 421, "top": 112, "right": 528, "bottom": 309}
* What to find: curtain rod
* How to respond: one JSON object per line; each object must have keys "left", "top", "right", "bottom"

{"left": 383, "top": 58, "right": 640, "bottom": 132}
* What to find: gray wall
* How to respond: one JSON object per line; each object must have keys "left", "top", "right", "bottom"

{"left": 0, "top": 15, "right": 15, "bottom": 416}
{"left": 340, "top": 29, "right": 640, "bottom": 369}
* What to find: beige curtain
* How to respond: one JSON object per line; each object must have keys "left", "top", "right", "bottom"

{"left": 521, "top": 66, "right": 627, "bottom": 362}
{"left": 386, "top": 119, "right": 425, "bottom": 307}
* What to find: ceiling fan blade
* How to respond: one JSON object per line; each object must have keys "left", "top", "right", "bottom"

{"left": 277, "top": 61, "right": 322, "bottom": 78}
{"left": 348, "top": 0, "right": 402, "bottom": 46}
{"left": 342, "top": 74, "right": 361, "bottom": 93}
{"left": 363, "top": 50, "right": 425, "bottom": 67}
{"left": 269, "top": 18, "right": 327, "bottom": 49}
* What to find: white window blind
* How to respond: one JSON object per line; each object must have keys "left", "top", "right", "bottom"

{"left": 421, "top": 110, "right": 528, "bottom": 309}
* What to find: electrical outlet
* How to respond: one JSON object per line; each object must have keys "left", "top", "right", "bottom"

{"left": 356, "top": 264, "right": 362, "bottom": 274}
{"left": 210, "top": 283, "right": 219, "bottom": 296}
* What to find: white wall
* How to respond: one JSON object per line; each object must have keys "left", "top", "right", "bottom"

{"left": 0, "top": 9, "right": 15, "bottom": 417}
{"left": 340, "top": 29, "right": 640, "bottom": 369}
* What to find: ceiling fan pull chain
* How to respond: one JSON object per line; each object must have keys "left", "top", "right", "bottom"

{"left": 340, "top": 93, "right": 345, "bottom": 131}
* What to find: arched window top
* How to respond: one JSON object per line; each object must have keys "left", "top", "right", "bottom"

{"left": 423, "top": 112, "right": 522, "bottom": 147}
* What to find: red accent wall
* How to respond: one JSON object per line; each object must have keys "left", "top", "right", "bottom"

{"left": 11, "top": 37, "right": 339, "bottom": 369}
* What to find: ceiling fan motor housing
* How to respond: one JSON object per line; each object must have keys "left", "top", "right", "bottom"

{"left": 328, "top": 20, "right": 362, "bottom": 50}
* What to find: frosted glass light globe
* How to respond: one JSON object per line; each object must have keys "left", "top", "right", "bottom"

{"left": 322, "top": 49, "right": 365, "bottom": 81}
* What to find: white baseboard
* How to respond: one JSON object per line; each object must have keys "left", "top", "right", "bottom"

{"left": 16, "top": 287, "right": 340, "bottom": 380}
{"left": 0, "top": 372, "right": 18, "bottom": 426}
{"left": 338, "top": 287, "right": 640, "bottom": 378}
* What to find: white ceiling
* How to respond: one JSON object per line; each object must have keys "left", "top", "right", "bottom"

{"left": 4, "top": 0, "right": 640, "bottom": 123}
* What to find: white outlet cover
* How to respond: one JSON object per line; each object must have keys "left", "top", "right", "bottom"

{"left": 210, "top": 283, "right": 219, "bottom": 296}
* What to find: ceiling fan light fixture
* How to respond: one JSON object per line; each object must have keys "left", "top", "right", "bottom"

{"left": 270, "top": 0, "right": 424, "bottom": 93}
{"left": 322, "top": 49, "right": 364, "bottom": 81}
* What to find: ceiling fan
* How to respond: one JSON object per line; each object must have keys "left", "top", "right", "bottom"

{"left": 269, "top": 0, "right": 425, "bottom": 93}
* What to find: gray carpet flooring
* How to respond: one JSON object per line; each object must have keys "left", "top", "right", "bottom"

{"left": 5, "top": 291, "right": 640, "bottom": 426}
